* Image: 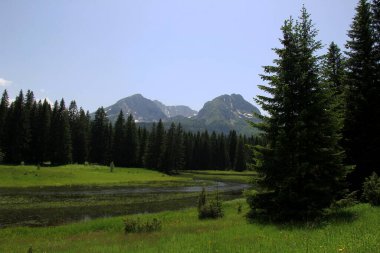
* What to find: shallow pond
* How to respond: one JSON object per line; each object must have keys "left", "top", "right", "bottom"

{"left": 0, "top": 181, "right": 249, "bottom": 228}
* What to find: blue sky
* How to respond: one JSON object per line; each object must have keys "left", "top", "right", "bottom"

{"left": 0, "top": 0, "right": 357, "bottom": 112}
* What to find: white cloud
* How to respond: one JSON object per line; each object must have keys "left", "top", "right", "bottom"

{"left": 0, "top": 78, "right": 12, "bottom": 87}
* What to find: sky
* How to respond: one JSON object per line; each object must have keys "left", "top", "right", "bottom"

{"left": 0, "top": 0, "right": 358, "bottom": 112}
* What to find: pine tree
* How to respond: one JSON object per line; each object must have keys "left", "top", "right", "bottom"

{"left": 68, "top": 101, "right": 80, "bottom": 163}
{"left": 113, "top": 111, "right": 126, "bottom": 166}
{"left": 158, "top": 123, "right": 175, "bottom": 173}
{"left": 5, "top": 90, "right": 28, "bottom": 163}
{"left": 23, "top": 90, "right": 34, "bottom": 162}
{"left": 172, "top": 123, "right": 185, "bottom": 172}
{"left": 35, "top": 99, "right": 51, "bottom": 163}
{"left": 233, "top": 136, "right": 246, "bottom": 171}
{"left": 158, "top": 123, "right": 185, "bottom": 174}
{"left": 137, "top": 127, "right": 148, "bottom": 167}
{"left": 344, "top": 0, "right": 379, "bottom": 191}
{"left": 218, "top": 133, "right": 230, "bottom": 170}
{"left": 209, "top": 132, "right": 219, "bottom": 170}
{"left": 200, "top": 131, "right": 210, "bottom": 170}
{"left": 0, "top": 90, "right": 9, "bottom": 152}
{"left": 125, "top": 114, "right": 138, "bottom": 167}
{"left": 228, "top": 130, "right": 238, "bottom": 169}
{"left": 144, "top": 123, "right": 157, "bottom": 169}
{"left": 250, "top": 8, "right": 347, "bottom": 220}
{"left": 76, "top": 108, "right": 90, "bottom": 163}
{"left": 51, "top": 99, "right": 72, "bottom": 165}
{"left": 90, "top": 107, "right": 110, "bottom": 164}
{"left": 152, "top": 119, "right": 165, "bottom": 169}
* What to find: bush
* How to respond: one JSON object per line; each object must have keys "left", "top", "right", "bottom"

{"left": 197, "top": 187, "right": 224, "bottom": 219}
{"left": 363, "top": 172, "right": 380, "bottom": 206}
{"left": 331, "top": 191, "right": 358, "bottom": 210}
{"left": 124, "top": 218, "right": 162, "bottom": 234}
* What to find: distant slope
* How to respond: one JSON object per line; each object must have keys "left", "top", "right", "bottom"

{"left": 153, "top": 100, "right": 197, "bottom": 118}
{"left": 97, "top": 93, "right": 261, "bottom": 135}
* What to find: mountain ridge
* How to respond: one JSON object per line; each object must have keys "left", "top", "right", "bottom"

{"left": 98, "top": 93, "right": 261, "bottom": 135}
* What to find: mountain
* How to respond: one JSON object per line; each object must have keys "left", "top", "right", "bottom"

{"left": 102, "top": 94, "right": 197, "bottom": 122}
{"left": 153, "top": 100, "right": 197, "bottom": 118}
{"left": 192, "top": 94, "right": 261, "bottom": 135}
{"left": 196, "top": 94, "right": 260, "bottom": 124}
{"left": 99, "top": 93, "right": 261, "bottom": 135}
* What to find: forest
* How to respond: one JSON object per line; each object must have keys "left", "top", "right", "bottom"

{"left": 0, "top": 89, "right": 260, "bottom": 173}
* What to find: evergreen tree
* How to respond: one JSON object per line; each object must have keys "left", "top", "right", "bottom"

{"left": 50, "top": 99, "right": 72, "bottom": 164}
{"left": 0, "top": 90, "right": 9, "bottom": 152}
{"left": 90, "top": 107, "right": 110, "bottom": 164}
{"left": 217, "top": 134, "right": 230, "bottom": 170}
{"left": 233, "top": 136, "right": 246, "bottom": 171}
{"left": 200, "top": 131, "right": 210, "bottom": 170}
{"left": 151, "top": 119, "right": 165, "bottom": 169}
{"left": 23, "top": 90, "right": 34, "bottom": 162}
{"left": 137, "top": 127, "right": 148, "bottom": 167}
{"left": 144, "top": 123, "right": 157, "bottom": 169}
{"left": 76, "top": 108, "right": 90, "bottom": 163}
{"left": 5, "top": 90, "right": 27, "bottom": 163}
{"left": 228, "top": 130, "right": 238, "bottom": 169}
{"left": 29, "top": 100, "right": 39, "bottom": 163}
{"left": 112, "top": 111, "right": 126, "bottom": 166}
{"left": 68, "top": 101, "right": 81, "bottom": 163}
{"left": 105, "top": 122, "right": 113, "bottom": 164}
{"left": 158, "top": 123, "right": 176, "bottom": 173}
{"left": 344, "top": 0, "right": 379, "bottom": 190}
{"left": 125, "top": 114, "right": 138, "bottom": 167}
{"left": 250, "top": 8, "right": 347, "bottom": 220}
{"left": 35, "top": 100, "right": 51, "bottom": 163}
{"left": 158, "top": 123, "right": 184, "bottom": 173}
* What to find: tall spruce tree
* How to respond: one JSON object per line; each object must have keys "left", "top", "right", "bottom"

{"left": 75, "top": 108, "right": 90, "bottom": 163}
{"left": 0, "top": 90, "right": 9, "bottom": 151}
{"left": 137, "top": 127, "right": 148, "bottom": 167}
{"left": 233, "top": 136, "right": 246, "bottom": 171}
{"left": 112, "top": 111, "right": 126, "bottom": 166}
{"left": 344, "top": 0, "right": 379, "bottom": 190}
{"left": 144, "top": 123, "right": 157, "bottom": 169}
{"left": 5, "top": 90, "right": 28, "bottom": 163}
{"left": 90, "top": 107, "right": 110, "bottom": 164}
{"left": 50, "top": 99, "right": 72, "bottom": 165}
{"left": 250, "top": 8, "right": 347, "bottom": 220}
{"left": 125, "top": 114, "right": 138, "bottom": 167}
{"left": 35, "top": 99, "right": 51, "bottom": 163}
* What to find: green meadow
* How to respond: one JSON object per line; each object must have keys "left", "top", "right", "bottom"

{"left": 0, "top": 200, "right": 378, "bottom": 253}
{"left": 0, "top": 165, "right": 191, "bottom": 188}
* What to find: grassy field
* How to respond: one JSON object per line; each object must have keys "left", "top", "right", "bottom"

{"left": 0, "top": 165, "right": 192, "bottom": 188}
{"left": 0, "top": 200, "right": 379, "bottom": 253}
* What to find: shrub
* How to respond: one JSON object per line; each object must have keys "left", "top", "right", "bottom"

{"left": 237, "top": 203, "right": 242, "bottom": 214}
{"left": 363, "top": 172, "right": 380, "bottom": 206}
{"left": 331, "top": 191, "right": 358, "bottom": 210}
{"left": 110, "top": 161, "right": 115, "bottom": 173}
{"left": 124, "top": 218, "right": 162, "bottom": 234}
{"left": 197, "top": 187, "right": 224, "bottom": 219}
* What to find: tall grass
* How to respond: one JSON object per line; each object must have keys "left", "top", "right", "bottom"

{"left": 0, "top": 200, "right": 378, "bottom": 253}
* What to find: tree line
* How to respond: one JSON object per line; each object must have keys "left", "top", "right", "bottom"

{"left": 0, "top": 90, "right": 259, "bottom": 173}
{"left": 249, "top": 0, "right": 380, "bottom": 221}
